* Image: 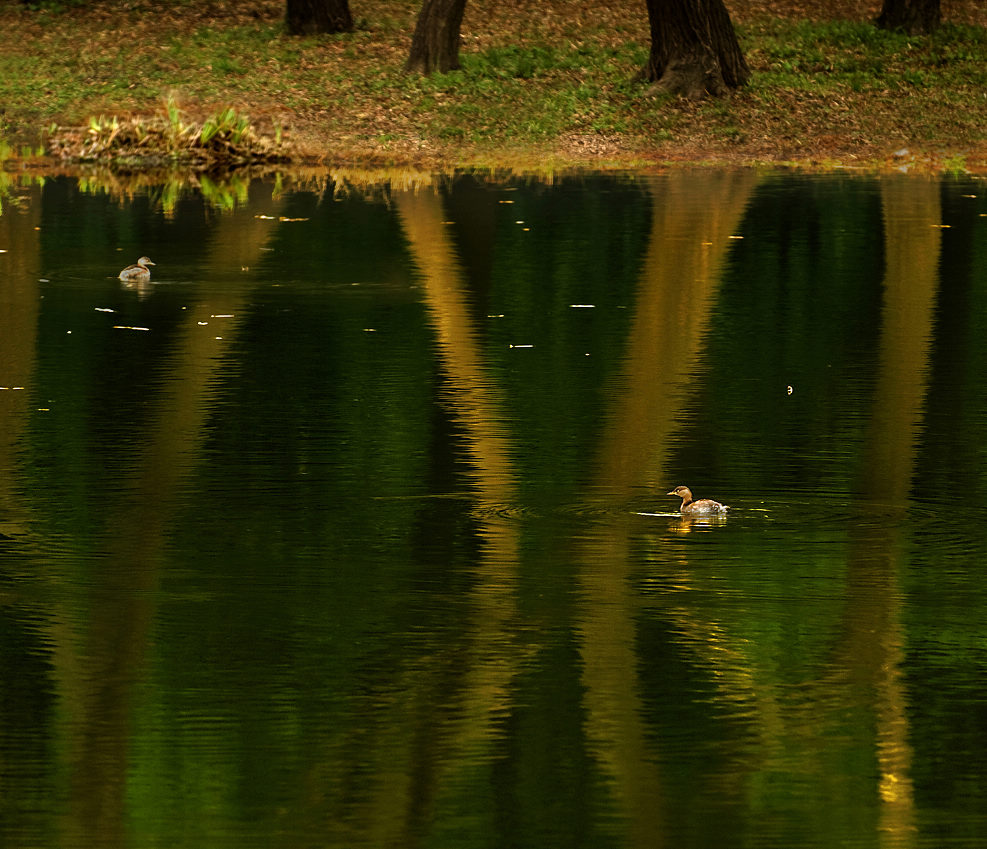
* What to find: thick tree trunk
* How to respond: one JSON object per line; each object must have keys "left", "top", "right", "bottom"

{"left": 876, "top": 0, "right": 940, "bottom": 34}
{"left": 285, "top": 0, "right": 353, "bottom": 35}
{"left": 641, "top": 0, "right": 749, "bottom": 99}
{"left": 405, "top": 0, "right": 468, "bottom": 74}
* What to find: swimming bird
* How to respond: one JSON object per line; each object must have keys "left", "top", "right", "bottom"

{"left": 667, "top": 485, "right": 729, "bottom": 515}
{"left": 118, "top": 256, "right": 156, "bottom": 283}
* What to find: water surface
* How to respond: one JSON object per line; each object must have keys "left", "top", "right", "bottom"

{"left": 1, "top": 170, "right": 986, "bottom": 848}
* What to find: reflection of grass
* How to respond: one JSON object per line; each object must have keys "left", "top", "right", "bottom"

{"left": 50, "top": 166, "right": 434, "bottom": 218}
{"left": 0, "top": 132, "right": 46, "bottom": 214}
{"left": 0, "top": 161, "right": 48, "bottom": 216}
{"left": 72, "top": 169, "right": 292, "bottom": 216}
{"left": 198, "top": 173, "right": 252, "bottom": 210}
{"left": 1, "top": 0, "right": 985, "bottom": 169}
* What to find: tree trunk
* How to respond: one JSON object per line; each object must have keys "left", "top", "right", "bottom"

{"left": 405, "top": 0, "right": 468, "bottom": 74}
{"left": 285, "top": 0, "right": 353, "bottom": 35}
{"left": 876, "top": 0, "right": 940, "bottom": 34}
{"left": 641, "top": 0, "right": 749, "bottom": 99}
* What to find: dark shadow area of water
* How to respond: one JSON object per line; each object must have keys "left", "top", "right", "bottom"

{"left": 1, "top": 170, "right": 986, "bottom": 848}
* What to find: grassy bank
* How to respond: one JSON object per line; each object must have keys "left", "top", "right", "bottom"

{"left": 1, "top": 0, "right": 986, "bottom": 172}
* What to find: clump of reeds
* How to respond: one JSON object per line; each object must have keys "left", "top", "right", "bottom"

{"left": 48, "top": 97, "right": 291, "bottom": 168}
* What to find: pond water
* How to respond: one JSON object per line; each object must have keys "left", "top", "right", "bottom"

{"left": 1, "top": 169, "right": 986, "bottom": 848}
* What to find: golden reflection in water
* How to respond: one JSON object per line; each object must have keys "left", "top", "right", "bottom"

{"left": 3, "top": 172, "right": 950, "bottom": 846}
{"left": 48, "top": 188, "right": 284, "bottom": 849}
{"left": 578, "top": 171, "right": 759, "bottom": 847}
{"left": 394, "top": 188, "right": 517, "bottom": 509}
{"left": 342, "top": 188, "right": 520, "bottom": 846}
{"left": 668, "top": 513, "right": 729, "bottom": 533}
{"left": 596, "top": 170, "right": 759, "bottom": 492}
{"left": 867, "top": 177, "right": 941, "bottom": 506}
{"left": 851, "top": 177, "right": 941, "bottom": 848}
{"left": 735, "top": 178, "right": 939, "bottom": 849}
{"left": 0, "top": 185, "right": 41, "bottom": 540}
{"left": 576, "top": 175, "right": 938, "bottom": 848}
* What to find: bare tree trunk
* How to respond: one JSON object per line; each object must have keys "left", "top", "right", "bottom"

{"left": 641, "top": 0, "right": 749, "bottom": 99}
{"left": 405, "top": 0, "right": 468, "bottom": 74}
{"left": 876, "top": 0, "right": 940, "bottom": 34}
{"left": 285, "top": 0, "right": 353, "bottom": 35}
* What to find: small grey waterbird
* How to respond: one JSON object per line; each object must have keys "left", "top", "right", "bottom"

{"left": 118, "top": 256, "right": 156, "bottom": 283}
{"left": 667, "top": 485, "right": 730, "bottom": 515}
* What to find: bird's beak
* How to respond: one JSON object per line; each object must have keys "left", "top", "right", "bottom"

{"left": 666, "top": 490, "right": 676, "bottom": 496}
{"left": 147, "top": 260, "right": 156, "bottom": 265}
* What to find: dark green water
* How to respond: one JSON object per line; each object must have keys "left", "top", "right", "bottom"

{"left": 1, "top": 170, "right": 986, "bottom": 848}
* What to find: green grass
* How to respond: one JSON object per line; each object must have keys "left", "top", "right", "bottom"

{"left": 1, "top": 0, "right": 985, "bottom": 170}
{"left": 746, "top": 19, "right": 987, "bottom": 88}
